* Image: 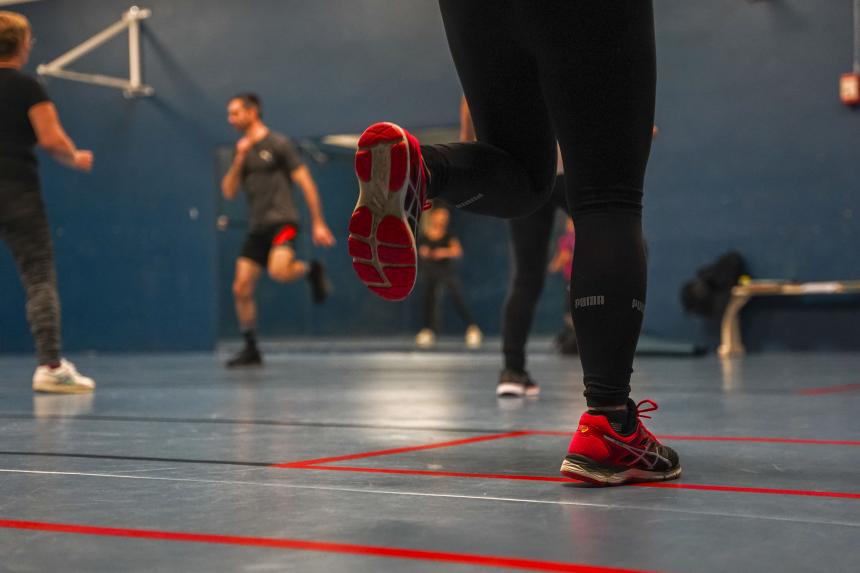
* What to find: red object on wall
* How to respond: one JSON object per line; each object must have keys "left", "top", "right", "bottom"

{"left": 840, "top": 73, "right": 860, "bottom": 106}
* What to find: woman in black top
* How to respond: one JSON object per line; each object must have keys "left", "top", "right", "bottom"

{"left": 416, "top": 206, "right": 482, "bottom": 349}
{"left": 0, "top": 11, "right": 96, "bottom": 393}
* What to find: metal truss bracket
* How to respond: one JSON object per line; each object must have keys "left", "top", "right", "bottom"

{"left": 37, "top": 6, "right": 153, "bottom": 98}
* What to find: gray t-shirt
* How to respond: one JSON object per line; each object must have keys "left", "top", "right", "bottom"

{"left": 240, "top": 132, "right": 303, "bottom": 231}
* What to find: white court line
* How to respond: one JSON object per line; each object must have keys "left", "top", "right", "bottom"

{"left": 107, "top": 466, "right": 184, "bottom": 475}
{"left": 0, "top": 467, "right": 857, "bottom": 529}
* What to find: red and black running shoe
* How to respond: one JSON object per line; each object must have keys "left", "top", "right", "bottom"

{"left": 348, "top": 122, "right": 429, "bottom": 301}
{"left": 561, "top": 399, "right": 682, "bottom": 485}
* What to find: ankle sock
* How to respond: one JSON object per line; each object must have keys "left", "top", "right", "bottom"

{"left": 589, "top": 399, "right": 636, "bottom": 434}
{"left": 242, "top": 329, "right": 258, "bottom": 349}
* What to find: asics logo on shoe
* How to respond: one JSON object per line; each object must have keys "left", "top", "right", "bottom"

{"left": 405, "top": 193, "right": 420, "bottom": 237}
{"left": 403, "top": 171, "right": 424, "bottom": 237}
{"left": 604, "top": 435, "right": 671, "bottom": 470}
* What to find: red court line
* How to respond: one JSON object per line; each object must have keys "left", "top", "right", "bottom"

{"left": 795, "top": 383, "right": 860, "bottom": 396}
{"left": 0, "top": 519, "right": 661, "bottom": 573}
{"left": 522, "top": 431, "right": 860, "bottom": 446}
{"left": 273, "top": 431, "right": 531, "bottom": 468}
{"left": 657, "top": 435, "right": 860, "bottom": 446}
{"left": 300, "top": 465, "right": 572, "bottom": 482}
{"left": 634, "top": 482, "right": 860, "bottom": 499}
{"left": 274, "top": 431, "right": 860, "bottom": 470}
{"left": 294, "top": 465, "right": 860, "bottom": 499}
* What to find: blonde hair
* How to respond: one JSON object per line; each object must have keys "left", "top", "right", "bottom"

{"left": 0, "top": 11, "right": 30, "bottom": 60}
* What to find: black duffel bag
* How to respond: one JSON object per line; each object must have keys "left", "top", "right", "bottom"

{"left": 680, "top": 251, "right": 747, "bottom": 317}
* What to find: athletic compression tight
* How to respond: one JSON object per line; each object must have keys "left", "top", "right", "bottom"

{"left": 423, "top": 0, "right": 655, "bottom": 406}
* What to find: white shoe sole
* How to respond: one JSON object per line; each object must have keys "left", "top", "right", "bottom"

{"left": 33, "top": 381, "right": 95, "bottom": 394}
{"left": 496, "top": 382, "right": 526, "bottom": 398}
{"left": 348, "top": 122, "right": 420, "bottom": 301}
{"left": 560, "top": 457, "right": 682, "bottom": 485}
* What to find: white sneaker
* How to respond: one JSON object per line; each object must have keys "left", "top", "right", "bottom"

{"left": 33, "top": 359, "right": 96, "bottom": 394}
{"left": 496, "top": 368, "right": 540, "bottom": 398}
{"left": 465, "top": 325, "right": 483, "bottom": 349}
{"left": 415, "top": 328, "right": 436, "bottom": 348}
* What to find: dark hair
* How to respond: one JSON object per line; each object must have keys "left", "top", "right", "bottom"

{"left": 231, "top": 93, "right": 262, "bottom": 118}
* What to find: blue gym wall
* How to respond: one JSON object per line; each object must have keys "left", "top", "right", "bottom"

{"left": 1, "top": 0, "right": 858, "bottom": 353}
{"left": 647, "top": 0, "right": 860, "bottom": 350}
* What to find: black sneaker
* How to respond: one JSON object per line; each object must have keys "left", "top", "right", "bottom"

{"left": 226, "top": 346, "right": 263, "bottom": 368}
{"left": 308, "top": 260, "right": 331, "bottom": 304}
{"left": 496, "top": 368, "right": 540, "bottom": 398}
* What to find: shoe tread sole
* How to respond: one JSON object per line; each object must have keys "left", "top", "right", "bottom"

{"left": 560, "top": 454, "right": 682, "bottom": 486}
{"left": 349, "top": 123, "right": 418, "bottom": 301}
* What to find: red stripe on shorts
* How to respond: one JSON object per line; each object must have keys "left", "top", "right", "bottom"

{"left": 272, "top": 225, "right": 297, "bottom": 246}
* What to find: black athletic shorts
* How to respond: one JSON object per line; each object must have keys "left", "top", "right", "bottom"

{"left": 239, "top": 223, "right": 299, "bottom": 266}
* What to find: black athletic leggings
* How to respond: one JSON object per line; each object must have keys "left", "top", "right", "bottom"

{"left": 502, "top": 177, "right": 567, "bottom": 373}
{"left": 0, "top": 184, "right": 62, "bottom": 365}
{"left": 423, "top": 0, "right": 655, "bottom": 406}
{"left": 422, "top": 264, "right": 475, "bottom": 333}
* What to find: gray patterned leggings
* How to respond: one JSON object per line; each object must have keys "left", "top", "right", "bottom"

{"left": 0, "top": 184, "right": 61, "bottom": 365}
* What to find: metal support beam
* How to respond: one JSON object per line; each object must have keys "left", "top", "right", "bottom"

{"left": 37, "top": 6, "right": 153, "bottom": 98}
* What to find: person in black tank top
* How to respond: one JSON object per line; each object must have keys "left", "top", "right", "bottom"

{"left": 415, "top": 206, "right": 482, "bottom": 349}
{"left": 1, "top": 11, "right": 96, "bottom": 393}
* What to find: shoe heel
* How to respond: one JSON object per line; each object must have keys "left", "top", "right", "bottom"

{"left": 349, "top": 123, "right": 418, "bottom": 301}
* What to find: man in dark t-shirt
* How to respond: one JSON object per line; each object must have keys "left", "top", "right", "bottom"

{"left": 1, "top": 11, "right": 96, "bottom": 392}
{"left": 221, "top": 93, "right": 335, "bottom": 367}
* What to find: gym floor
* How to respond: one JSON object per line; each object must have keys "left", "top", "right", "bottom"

{"left": 0, "top": 343, "right": 858, "bottom": 572}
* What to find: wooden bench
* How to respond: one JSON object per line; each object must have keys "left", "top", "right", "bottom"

{"left": 718, "top": 280, "right": 860, "bottom": 357}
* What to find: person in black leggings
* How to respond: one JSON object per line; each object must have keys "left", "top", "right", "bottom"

{"left": 462, "top": 97, "right": 573, "bottom": 397}
{"left": 1, "top": 11, "right": 96, "bottom": 393}
{"left": 500, "top": 179, "right": 571, "bottom": 395}
{"left": 349, "top": 1, "right": 680, "bottom": 485}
